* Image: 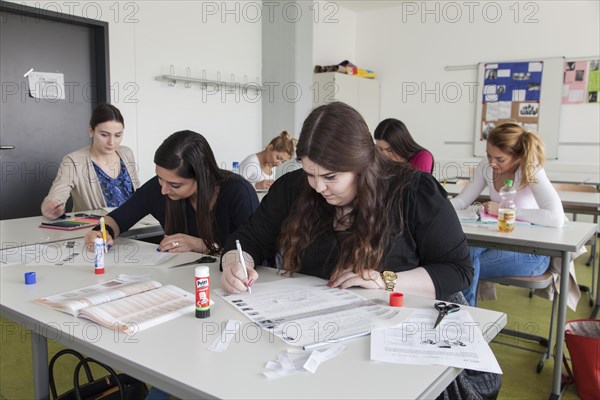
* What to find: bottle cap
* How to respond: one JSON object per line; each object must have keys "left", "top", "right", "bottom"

{"left": 196, "top": 309, "right": 210, "bottom": 318}
{"left": 504, "top": 179, "right": 513, "bottom": 186}
{"left": 389, "top": 292, "right": 404, "bottom": 307}
{"left": 25, "top": 272, "right": 36, "bottom": 285}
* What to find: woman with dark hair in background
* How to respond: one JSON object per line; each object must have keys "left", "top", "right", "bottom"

{"left": 374, "top": 118, "right": 434, "bottom": 173}
{"left": 41, "top": 103, "right": 140, "bottom": 219}
{"left": 85, "top": 130, "right": 259, "bottom": 254}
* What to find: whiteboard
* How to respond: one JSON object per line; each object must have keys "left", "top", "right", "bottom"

{"left": 474, "top": 57, "right": 564, "bottom": 159}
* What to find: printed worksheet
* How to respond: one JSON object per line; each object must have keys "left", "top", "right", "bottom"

{"left": 218, "top": 277, "right": 403, "bottom": 348}
{"left": 370, "top": 309, "right": 502, "bottom": 374}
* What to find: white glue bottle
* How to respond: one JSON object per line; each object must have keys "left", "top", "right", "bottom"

{"left": 94, "top": 237, "right": 105, "bottom": 274}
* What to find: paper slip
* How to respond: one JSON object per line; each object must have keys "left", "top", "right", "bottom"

{"left": 370, "top": 308, "right": 502, "bottom": 374}
{"left": 209, "top": 320, "right": 242, "bottom": 352}
{"left": 262, "top": 344, "right": 345, "bottom": 379}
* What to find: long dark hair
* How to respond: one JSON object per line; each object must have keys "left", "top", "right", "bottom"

{"left": 278, "top": 102, "right": 416, "bottom": 279}
{"left": 154, "top": 130, "right": 230, "bottom": 254}
{"left": 90, "top": 103, "right": 124, "bottom": 129}
{"left": 374, "top": 118, "right": 434, "bottom": 172}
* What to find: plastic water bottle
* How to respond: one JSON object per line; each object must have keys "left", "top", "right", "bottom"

{"left": 232, "top": 161, "right": 240, "bottom": 174}
{"left": 498, "top": 179, "right": 517, "bottom": 232}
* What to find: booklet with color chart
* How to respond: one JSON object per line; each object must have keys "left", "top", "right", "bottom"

{"left": 34, "top": 277, "right": 194, "bottom": 334}
{"left": 39, "top": 217, "right": 99, "bottom": 231}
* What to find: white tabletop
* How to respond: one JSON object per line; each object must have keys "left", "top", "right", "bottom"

{"left": 1, "top": 239, "right": 506, "bottom": 400}
{"left": 0, "top": 212, "right": 163, "bottom": 249}
{"left": 546, "top": 170, "right": 600, "bottom": 187}
{"left": 444, "top": 183, "right": 600, "bottom": 209}
{"left": 461, "top": 220, "right": 597, "bottom": 256}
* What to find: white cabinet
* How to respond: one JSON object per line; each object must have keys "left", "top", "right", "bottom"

{"left": 312, "top": 72, "right": 380, "bottom": 132}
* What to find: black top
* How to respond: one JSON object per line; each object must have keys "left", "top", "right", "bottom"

{"left": 223, "top": 169, "right": 472, "bottom": 300}
{"left": 110, "top": 174, "right": 259, "bottom": 247}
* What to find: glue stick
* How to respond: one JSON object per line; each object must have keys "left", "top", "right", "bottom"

{"left": 195, "top": 266, "right": 210, "bottom": 318}
{"left": 94, "top": 237, "right": 105, "bottom": 274}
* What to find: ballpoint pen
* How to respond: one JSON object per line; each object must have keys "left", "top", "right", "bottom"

{"left": 235, "top": 239, "right": 252, "bottom": 294}
{"left": 100, "top": 217, "right": 108, "bottom": 253}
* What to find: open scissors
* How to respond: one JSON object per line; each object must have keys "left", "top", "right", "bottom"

{"left": 434, "top": 301, "right": 460, "bottom": 328}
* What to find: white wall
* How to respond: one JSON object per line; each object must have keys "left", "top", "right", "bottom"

{"left": 353, "top": 1, "right": 600, "bottom": 171}
{"left": 13, "top": 0, "right": 263, "bottom": 182}
{"left": 313, "top": 1, "right": 600, "bottom": 173}
{"left": 313, "top": 2, "right": 357, "bottom": 66}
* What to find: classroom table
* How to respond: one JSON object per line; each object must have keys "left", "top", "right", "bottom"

{"left": 0, "top": 211, "right": 163, "bottom": 249}
{"left": 546, "top": 170, "right": 600, "bottom": 189}
{"left": 461, "top": 221, "right": 598, "bottom": 400}
{"left": 444, "top": 183, "right": 600, "bottom": 212}
{"left": 0, "top": 238, "right": 507, "bottom": 400}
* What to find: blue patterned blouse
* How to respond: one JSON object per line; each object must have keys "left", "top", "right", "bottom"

{"left": 93, "top": 160, "right": 134, "bottom": 207}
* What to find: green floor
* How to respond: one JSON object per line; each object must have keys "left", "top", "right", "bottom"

{"left": 1, "top": 242, "right": 597, "bottom": 399}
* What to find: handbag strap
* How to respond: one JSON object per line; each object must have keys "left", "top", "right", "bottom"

{"left": 73, "top": 358, "right": 124, "bottom": 400}
{"left": 562, "top": 355, "right": 576, "bottom": 385}
{"left": 49, "top": 349, "right": 94, "bottom": 400}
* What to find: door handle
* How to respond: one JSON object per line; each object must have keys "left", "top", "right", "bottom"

{"left": 0, "top": 145, "right": 16, "bottom": 150}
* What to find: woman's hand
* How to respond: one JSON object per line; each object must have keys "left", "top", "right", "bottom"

{"left": 41, "top": 199, "right": 65, "bottom": 219}
{"left": 220, "top": 250, "right": 258, "bottom": 293}
{"left": 255, "top": 179, "right": 273, "bottom": 190}
{"left": 482, "top": 201, "right": 500, "bottom": 216}
{"left": 84, "top": 229, "right": 114, "bottom": 251}
{"left": 158, "top": 234, "right": 208, "bottom": 253}
{"left": 328, "top": 268, "right": 385, "bottom": 290}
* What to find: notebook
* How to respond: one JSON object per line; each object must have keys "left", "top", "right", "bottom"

{"left": 39, "top": 217, "right": 99, "bottom": 231}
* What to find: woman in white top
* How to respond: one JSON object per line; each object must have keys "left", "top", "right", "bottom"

{"left": 450, "top": 122, "right": 565, "bottom": 305}
{"left": 239, "top": 131, "right": 296, "bottom": 190}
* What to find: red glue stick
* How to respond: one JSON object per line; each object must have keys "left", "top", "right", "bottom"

{"left": 195, "top": 266, "right": 210, "bottom": 318}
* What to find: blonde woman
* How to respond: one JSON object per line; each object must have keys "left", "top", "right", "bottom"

{"left": 450, "top": 122, "right": 565, "bottom": 305}
{"left": 239, "top": 131, "right": 297, "bottom": 190}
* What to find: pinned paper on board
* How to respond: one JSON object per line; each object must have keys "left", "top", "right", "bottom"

{"left": 27, "top": 71, "right": 65, "bottom": 100}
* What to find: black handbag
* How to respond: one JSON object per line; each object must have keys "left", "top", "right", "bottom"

{"left": 49, "top": 349, "right": 148, "bottom": 400}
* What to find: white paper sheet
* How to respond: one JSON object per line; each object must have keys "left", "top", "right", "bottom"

{"left": 28, "top": 238, "right": 175, "bottom": 267}
{"left": 370, "top": 308, "right": 502, "bottom": 374}
{"left": 218, "top": 278, "right": 402, "bottom": 347}
{"left": 27, "top": 71, "right": 65, "bottom": 100}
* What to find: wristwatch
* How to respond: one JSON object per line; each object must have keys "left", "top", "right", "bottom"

{"left": 380, "top": 271, "right": 397, "bottom": 291}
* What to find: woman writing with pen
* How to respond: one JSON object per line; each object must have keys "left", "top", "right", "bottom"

{"left": 84, "top": 130, "right": 259, "bottom": 255}
{"left": 220, "top": 102, "right": 472, "bottom": 300}
{"left": 41, "top": 104, "right": 139, "bottom": 219}
{"left": 219, "top": 103, "right": 505, "bottom": 399}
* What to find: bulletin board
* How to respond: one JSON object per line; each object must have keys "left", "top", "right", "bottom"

{"left": 473, "top": 57, "right": 564, "bottom": 159}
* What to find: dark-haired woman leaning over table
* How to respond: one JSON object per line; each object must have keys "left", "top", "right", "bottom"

{"left": 85, "top": 130, "right": 259, "bottom": 254}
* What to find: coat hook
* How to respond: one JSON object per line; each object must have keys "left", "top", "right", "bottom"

{"left": 201, "top": 69, "right": 207, "bottom": 90}
{"left": 185, "top": 67, "right": 192, "bottom": 88}
{"left": 168, "top": 65, "right": 176, "bottom": 86}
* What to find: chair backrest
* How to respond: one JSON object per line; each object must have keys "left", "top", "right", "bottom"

{"left": 552, "top": 183, "right": 597, "bottom": 193}
{"left": 485, "top": 271, "right": 554, "bottom": 290}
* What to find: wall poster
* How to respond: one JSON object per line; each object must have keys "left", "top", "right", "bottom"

{"left": 474, "top": 57, "right": 563, "bottom": 159}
